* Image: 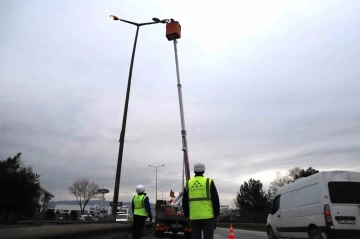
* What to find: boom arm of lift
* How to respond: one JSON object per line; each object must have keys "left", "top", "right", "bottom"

{"left": 170, "top": 136, "right": 190, "bottom": 211}
{"left": 170, "top": 39, "right": 191, "bottom": 212}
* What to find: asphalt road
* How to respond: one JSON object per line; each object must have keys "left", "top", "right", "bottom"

{"left": 147, "top": 227, "right": 267, "bottom": 239}
{"left": 215, "top": 227, "right": 267, "bottom": 239}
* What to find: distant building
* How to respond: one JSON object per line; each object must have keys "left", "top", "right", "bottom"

{"left": 37, "top": 187, "right": 54, "bottom": 213}
{"left": 220, "top": 205, "right": 230, "bottom": 216}
{"left": 53, "top": 204, "right": 133, "bottom": 216}
{"left": 54, "top": 204, "right": 113, "bottom": 216}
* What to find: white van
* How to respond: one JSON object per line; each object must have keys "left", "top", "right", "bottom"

{"left": 267, "top": 171, "right": 360, "bottom": 239}
{"left": 115, "top": 213, "right": 131, "bottom": 223}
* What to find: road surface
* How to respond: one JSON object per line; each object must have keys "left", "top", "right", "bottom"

{"left": 215, "top": 227, "right": 267, "bottom": 239}
{"left": 147, "top": 227, "right": 267, "bottom": 239}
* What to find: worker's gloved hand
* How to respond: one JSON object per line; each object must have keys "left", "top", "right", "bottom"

{"left": 149, "top": 217, "right": 153, "bottom": 222}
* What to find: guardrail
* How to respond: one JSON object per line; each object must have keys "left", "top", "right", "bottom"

{"left": 16, "top": 220, "right": 130, "bottom": 225}
{"left": 0, "top": 222, "right": 154, "bottom": 239}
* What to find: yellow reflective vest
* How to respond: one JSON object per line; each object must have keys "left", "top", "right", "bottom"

{"left": 186, "top": 176, "right": 214, "bottom": 220}
{"left": 133, "top": 194, "right": 147, "bottom": 216}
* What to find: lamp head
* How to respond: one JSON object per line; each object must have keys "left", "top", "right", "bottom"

{"left": 109, "top": 15, "right": 120, "bottom": 21}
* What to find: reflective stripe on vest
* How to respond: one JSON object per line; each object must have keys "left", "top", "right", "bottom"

{"left": 133, "top": 194, "right": 147, "bottom": 216}
{"left": 186, "top": 177, "right": 214, "bottom": 220}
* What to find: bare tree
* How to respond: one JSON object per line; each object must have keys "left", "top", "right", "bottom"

{"left": 268, "top": 172, "right": 293, "bottom": 200}
{"left": 288, "top": 166, "right": 302, "bottom": 179}
{"left": 68, "top": 178, "right": 100, "bottom": 215}
{"left": 268, "top": 166, "right": 319, "bottom": 201}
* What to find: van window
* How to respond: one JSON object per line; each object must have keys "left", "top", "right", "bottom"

{"left": 328, "top": 182, "right": 360, "bottom": 204}
{"left": 271, "top": 196, "right": 280, "bottom": 214}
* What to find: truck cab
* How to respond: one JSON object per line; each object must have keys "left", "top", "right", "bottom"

{"left": 154, "top": 199, "right": 191, "bottom": 238}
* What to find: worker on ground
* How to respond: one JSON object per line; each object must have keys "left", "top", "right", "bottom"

{"left": 182, "top": 161, "right": 220, "bottom": 239}
{"left": 131, "top": 185, "right": 153, "bottom": 239}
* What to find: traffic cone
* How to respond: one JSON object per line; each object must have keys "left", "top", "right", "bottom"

{"left": 228, "top": 224, "right": 236, "bottom": 239}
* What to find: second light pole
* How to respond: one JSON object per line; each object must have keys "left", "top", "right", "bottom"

{"left": 149, "top": 164, "right": 165, "bottom": 202}
{"left": 109, "top": 15, "right": 168, "bottom": 217}
{"left": 158, "top": 188, "right": 168, "bottom": 199}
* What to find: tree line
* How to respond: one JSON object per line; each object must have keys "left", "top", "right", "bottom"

{"left": 0, "top": 153, "right": 41, "bottom": 223}
{"left": 234, "top": 167, "right": 319, "bottom": 222}
{"left": 0, "top": 152, "right": 101, "bottom": 223}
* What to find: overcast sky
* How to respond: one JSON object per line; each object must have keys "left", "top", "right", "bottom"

{"left": 1, "top": 0, "right": 360, "bottom": 206}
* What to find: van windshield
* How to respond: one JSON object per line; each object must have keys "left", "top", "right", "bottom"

{"left": 328, "top": 182, "right": 360, "bottom": 204}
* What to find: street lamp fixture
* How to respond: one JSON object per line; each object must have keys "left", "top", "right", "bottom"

{"left": 110, "top": 15, "right": 168, "bottom": 217}
{"left": 109, "top": 15, "right": 120, "bottom": 21}
{"left": 152, "top": 18, "right": 169, "bottom": 24}
{"left": 109, "top": 15, "right": 169, "bottom": 26}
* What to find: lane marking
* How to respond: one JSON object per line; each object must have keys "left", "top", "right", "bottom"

{"left": 214, "top": 233, "right": 226, "bottom": 238}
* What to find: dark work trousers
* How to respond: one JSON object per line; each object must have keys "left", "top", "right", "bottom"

{"left": 132, "top": 215, "right": 147, "bottom": 239}
{"left": 191, "top": 218, "right": 215, "bottom": 239}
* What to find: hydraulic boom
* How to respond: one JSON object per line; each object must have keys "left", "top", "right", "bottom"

{"left": 154, "top": 19, "right": 192, "bottom": 239}
{"left": 173, "top": 38, "right": 191, "bottom": 185}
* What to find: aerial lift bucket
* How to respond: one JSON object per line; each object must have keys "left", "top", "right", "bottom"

{"left": 166, "top": 20, "right": 181, "bottom": 41}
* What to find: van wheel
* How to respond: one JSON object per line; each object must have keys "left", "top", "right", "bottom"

{"left": 309, "top": 229, "right": 323, "bottom": 239}
{"left": 267, "top": 227, "right": 277, "bottom": 239}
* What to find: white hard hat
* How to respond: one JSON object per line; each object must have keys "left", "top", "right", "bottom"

{"left": 136, "top": 185, "right": 145, "bottom": 193}
{"left": 194, "top": 161, "right": 205, "bottom": 172}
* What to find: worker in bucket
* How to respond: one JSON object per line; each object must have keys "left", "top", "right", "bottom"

{"left": 182, "top": 161, "right": 220, "bottom": 239}
{"left": 132, "top": 185, "right": 153, "bottom": 239}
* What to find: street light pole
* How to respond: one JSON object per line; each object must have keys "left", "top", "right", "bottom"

{"left": 109, "top": 15, "right": 168, "bottom": 217}
{"left": 158, "top": 188, "right": 167, "bottom": 199}
{"left": 149, "top": 165, "right": 165, "bottom": 202}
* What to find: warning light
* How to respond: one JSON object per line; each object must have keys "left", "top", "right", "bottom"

{"left": 166, "top": 20, "right": 181, "bottom": 41}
